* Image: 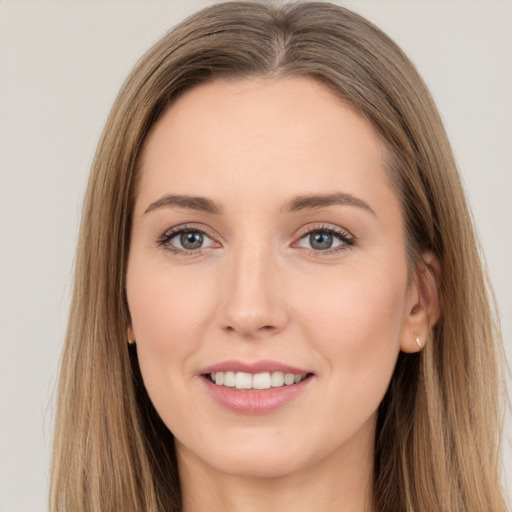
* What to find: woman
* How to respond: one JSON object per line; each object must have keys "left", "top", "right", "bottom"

{"left": 50, "top": 2, "right": 508, "bottom": 511}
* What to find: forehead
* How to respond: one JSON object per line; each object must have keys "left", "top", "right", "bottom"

{"left": 136, "top": 76, "right": 391, "bottom": 212}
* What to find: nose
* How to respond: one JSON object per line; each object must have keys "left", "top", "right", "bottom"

{"left": 218, "top": 242, "right": 289, "bottom": 339}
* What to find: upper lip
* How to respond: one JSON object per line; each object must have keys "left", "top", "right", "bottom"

{"left": 200, "top": 359, "right": 313, "bottom": 376}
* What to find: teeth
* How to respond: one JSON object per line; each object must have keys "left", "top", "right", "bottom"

{"left": 209, "top": 371, "right": 307, "bottom": 390}
{"left": 235, "top": 372, "right": 252, "bottom": 390}
{"left": 284, "top": 373, "right": 295, "bottom": 385}
{"left": 252, "top": 372, "right": 271, "bottom": 389}
{"left": 224, "top": 371, "right": 235, "bottom": 387}
{"left": 271, "top": 371, "right": 284, "bottom": 387}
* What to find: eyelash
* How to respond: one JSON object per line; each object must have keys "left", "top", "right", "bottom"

{"left": 156, "top": 224, "right": 215, "bottom": 256}
{"left": 295, "top": 224, "right": 355, "bottom": 256}
{"left": 156, "top": 223, "right": 356, "bottom": 256}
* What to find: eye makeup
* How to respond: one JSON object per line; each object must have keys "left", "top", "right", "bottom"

{"left": 156, "top": 223, "right": 219, "bottom": 256}
{"left": 294, "top": 223, "right": 356, "bottom": 256}
{"left": 156, "top": 221, "right": 356, "bottom": 257}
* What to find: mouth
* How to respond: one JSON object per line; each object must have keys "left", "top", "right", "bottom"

{"left": 199, "top": 360, "right": 315, "bottom": 413}
{"left": 204, "top": 371, "right": 314, "bottom": 390}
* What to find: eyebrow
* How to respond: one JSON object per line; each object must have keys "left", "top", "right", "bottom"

{"left": 282, "top": 192, "right": 376, "bottom": 216}
{"left": 144, "top": 194, "right": 223, "bottom": 215}
{"left": 143, "top": 191, "right": 376, "bottom": 217}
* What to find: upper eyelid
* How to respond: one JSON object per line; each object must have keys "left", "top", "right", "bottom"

{"left": 295, "top": 223, "right": 354, "bottom": 240}
{"left": 163, "top": 223, "right": 215, "bottom": 238}
{"left": 161, "top": 222, "right": 352, "bottom": 236}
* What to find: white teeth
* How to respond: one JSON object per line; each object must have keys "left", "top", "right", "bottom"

{"left": 252, "top": 372, "right": 271, "bottom": 390}
{"left": 235, "top": 372, "right": 252, "bottom": 390}
{"left": 210, "top": 370, "right": 307, "bottom": 390}
{"left": 224, "top": 371, "right": 236, "bottom": 387}
{"left": 271, "top": 371, "right": 284, "bottom": 387}
{"left": 284, "top": 373, "right": 295, "bottom": 385}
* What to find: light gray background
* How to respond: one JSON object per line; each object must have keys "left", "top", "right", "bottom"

{"left": 1, "top": 1, "right": 510, "bottom": 510}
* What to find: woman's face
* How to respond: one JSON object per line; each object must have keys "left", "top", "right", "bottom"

{"left": 126, "top": 77, "right": 421, "bottom": 479}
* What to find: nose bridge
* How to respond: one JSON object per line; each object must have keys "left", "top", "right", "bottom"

{"left": 219, "top": 236, "right": 287, "bottom": 337}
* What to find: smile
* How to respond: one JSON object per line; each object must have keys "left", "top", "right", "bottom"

{"left": 208, "top": 371, "right": 309, "bottom": 390}
{"left": 199, "top": 361, "right": 315, "bottom": 414}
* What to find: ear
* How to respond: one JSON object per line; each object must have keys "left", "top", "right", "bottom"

{"left": 400, "top": 251, "right": 441, "bottom": 353}
{"left": 127, "top": 326, "right": 136, "bottom": 344}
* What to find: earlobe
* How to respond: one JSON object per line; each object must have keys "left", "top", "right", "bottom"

{"left": 127, "top": 327, "right": 136, "bottom": 344}
{"left": 400, "top": 251, "right": 441, "bottom": 353}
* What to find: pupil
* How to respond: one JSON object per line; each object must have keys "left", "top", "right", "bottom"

{"left": 181, "top": 231, "right": 203, "bottom": 250}
{"left": 310, "top": 231, "right": 332, "bottom": 250}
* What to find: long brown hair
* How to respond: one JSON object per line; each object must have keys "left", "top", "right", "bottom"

{"left": 50, "top": 2, "right": 508, "bottom": 510}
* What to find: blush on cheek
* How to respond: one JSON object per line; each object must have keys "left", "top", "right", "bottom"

{"left": 129, "top": 267, "right": 209, "bottom": 340}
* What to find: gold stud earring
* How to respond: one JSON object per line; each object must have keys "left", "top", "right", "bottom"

{"left": 127, "top": 329, "right": 135, "bottom": 345}
{"left": 415, "top": 335, "right": 422, "bottom": 349}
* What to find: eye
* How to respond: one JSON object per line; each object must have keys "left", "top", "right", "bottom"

{"left": 174, "top": 230, "right": 205, "bottom": 250}
{"left": 295, "top": 226, "right": 354, "bottom": 253}
{"left": 158, "top": 226, "right": 218, "bottom": 254}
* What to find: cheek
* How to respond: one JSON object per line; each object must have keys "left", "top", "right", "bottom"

{"left": 128, "top": 261, "right": 214, "bottom": 346}
{"left": 293, "top": 261, "right": 407, "bottom": 404}
{"left": 126, "top": 261, "right": 217, "bottom": 406}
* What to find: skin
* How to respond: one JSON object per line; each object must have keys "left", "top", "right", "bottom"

{"left": 126, "top": 76, "right": 438, "bottom": 512}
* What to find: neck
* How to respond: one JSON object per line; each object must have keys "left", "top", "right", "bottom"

{"left": 177, "top": 417, "right": 376, "bottom": 512}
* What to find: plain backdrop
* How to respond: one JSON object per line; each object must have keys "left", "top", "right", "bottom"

{"left": 1, "top": 1, "right": 511, "bottom": 510}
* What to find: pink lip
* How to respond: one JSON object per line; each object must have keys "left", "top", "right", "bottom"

{"left": 199, "top": 360, "right": 315, "bottom": 415}
{"left": 200, "top": 359, "right": 311, "bottom": 375}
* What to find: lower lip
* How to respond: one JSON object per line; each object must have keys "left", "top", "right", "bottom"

{"left": 201, "top": 375, "right": 314, "bottom": 414}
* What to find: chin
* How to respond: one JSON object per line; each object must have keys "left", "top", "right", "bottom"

{"left": 205, "top": 448, "right": 311, "bottom": 479}
{"left": 176, "top": 425, "right": 341, "bottom": 481}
